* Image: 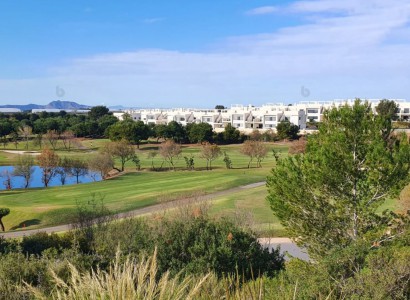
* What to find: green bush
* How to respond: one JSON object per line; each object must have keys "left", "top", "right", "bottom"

{"left": 154, "top": 216, "right": 284, "bottom": 279}
{"left": 20, "top": 232, "right": 72, "bottom": 255}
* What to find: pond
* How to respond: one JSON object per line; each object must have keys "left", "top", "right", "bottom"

{"left": 0, "top": 166, "right": 102, "bottom": 190}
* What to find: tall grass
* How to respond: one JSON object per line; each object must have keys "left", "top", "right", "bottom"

{"left": 26, "top": 249, "right": 273, "bottom": 300}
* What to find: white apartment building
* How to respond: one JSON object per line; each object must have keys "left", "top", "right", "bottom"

{"left": 113, "top": 99, "right": 410, "bottom": 133}
{"left": 114, "top": 104, "right": 307, "bottom": 132}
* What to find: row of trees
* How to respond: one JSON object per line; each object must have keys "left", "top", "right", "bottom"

{"left": 108, "top": 118, "right": 298, "bottom": 147}
{"left": 0, "top": 106, "right": 118, "bottom": 141}
{"left": 2, "top": 150, "right": 90, "bottom": 190}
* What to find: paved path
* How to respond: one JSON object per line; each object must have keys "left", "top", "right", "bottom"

{"left": 259, "top": 238, "right": 310, "bottom": 261}
{"left": 0, "top": 181, "right": 266, "bottom": 239}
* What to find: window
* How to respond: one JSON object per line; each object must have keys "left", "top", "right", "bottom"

{"left": 307, "top": 109, "right": 319, "bottom": 114}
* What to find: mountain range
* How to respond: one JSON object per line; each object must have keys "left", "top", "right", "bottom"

{"left": 0, "top": 101, "right": 90, "bottom": 111}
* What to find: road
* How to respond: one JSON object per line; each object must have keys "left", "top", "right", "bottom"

{"left": 1, "top": 181, "right": 266, "bottom": 239}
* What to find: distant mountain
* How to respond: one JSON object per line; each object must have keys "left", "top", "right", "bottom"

{"left": 0, "top": 101, "right": 90, "bottom": 111}
{"left": 45, "top": 100, "right": 90, "bottom": 110}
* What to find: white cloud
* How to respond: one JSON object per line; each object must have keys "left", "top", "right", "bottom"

{"left": 245, "top": 6, "right": 277, "bottom": 16}
{"left": 2, "top": 0, "right": 410, "bottom": 107}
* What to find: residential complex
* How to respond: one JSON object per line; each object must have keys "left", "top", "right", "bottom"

{"left": 2, "top": 99, "right": 409, "bottom": 133}
{"left": 114, "top": 99, "right": 409, "bottom": 133}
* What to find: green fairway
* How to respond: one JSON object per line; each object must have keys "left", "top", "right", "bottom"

{"left": 209, "top": 185, "right": 285, "bottom": 236}
{"left": 0, "top": 140, "right": 285, "bottom": 231}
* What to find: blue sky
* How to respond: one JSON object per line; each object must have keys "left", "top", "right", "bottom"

{"left": 1, "top": 0, "right": 410, "bottom": 108}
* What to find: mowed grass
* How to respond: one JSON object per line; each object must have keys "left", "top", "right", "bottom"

{"left": 209, "top": 185, "right": 286, "bottom": 237}
{"left": 0, "top": 141, "right": 286, "bottom": 231}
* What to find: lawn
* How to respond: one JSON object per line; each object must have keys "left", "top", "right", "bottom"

{"left": 0, "top": 141, "right": 286, "bottom": 231}
{"left": 209, "top": 185, "right": 286, "bottom": 237}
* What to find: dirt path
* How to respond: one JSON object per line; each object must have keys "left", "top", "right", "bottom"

{"left": 0, "top": 181, "right": 266, "bottom": 239}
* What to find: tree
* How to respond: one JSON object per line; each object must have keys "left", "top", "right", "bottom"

{"left": 164, "top": 121, "right": 186, "bottom": 143}
{"left": 200, "top": 142, "right": 222, "bottom": 170}
{"left": 89, "top": 105, "right": 110, "bottom": 120}
{"left": 249, "top": 129, "right": 262, "bottom": 141}
{"left": 70, "top": 158, "right": 88, "bottom": 184}
{"left": 56, "top": 157, "right": 72, "bottom": 185}
{"left": 104, "top": 140, "right": 136, "bottom": 171}
{"left": 10, "top": 132, "right": 19, "bottom": 149}
{"left": 223, "top": 123, "right": 241, "bottom": 144}
{"left": 88, "top": 153, "right": 113, "bottom": 179}
{"left": 107, "top": 120, "right": 150, "bottom": 148}
{"left": 60, "top": 130, "right": 75, "bottom": 150}
{"left": 13, "top": 154, "right": 35, "bottom": 188}
{"left": 18, "top": 125, "right": 32, "bottom": 150}
{"left": 376, "top": 99, "right": 398, "bottom": 120}
{"left": 184, "top": 155, "right": 195, "bottom": 171}
{"left": 267, "top": 100, "right": 410, "bottom": 258}
{"left": 33, "top": 133, "right": 43, "bottom": 149}
{"left": 37, "top": 148, "right": 59, "bottom": 187}
{"left": 223, "top": 151, "right": 232, "bottom": 169}
{"left": 215, "top": 105, "right": 226, "bottom": 109}
{"left": 147, "top": 151, "right": 160, "bottom": 171}
{"left": 375, "top": 99, "right": 399, "bottom": 140}
{"left": 240, "top": 140, "right": 268, "bottom": 168}
{"left": 45, "top": 130, "right": 59, "bottom": 150}
{"left": 276, "top": 121, "right": 299, "bottom": 140}
{"left": 153, "top": 124, "right": 167, "bottom": 142}
{"left": 187, "top": 123, "right": 213, "bottom": 143}
{"left": 159, "top": 140, "right": 181, "bottom": 171}
{"left": 288, "top": 138, "right": 307, "bottom": 155}
{"left": 0, "top": 208, "right": 10, "bottom": 231}
{"left": 2, "top": 170, "right": 12, "bottom": 190}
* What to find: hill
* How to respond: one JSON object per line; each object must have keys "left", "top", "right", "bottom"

{"left": 0, "top": 100, "right": 90, "bottom": 111}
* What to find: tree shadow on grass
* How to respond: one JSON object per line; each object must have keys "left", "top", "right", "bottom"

{"left": 0, "top": 190, "right": 26, "bottom": 196}
{"left": 10, "top": 219, "right": 41, "bottom": 230}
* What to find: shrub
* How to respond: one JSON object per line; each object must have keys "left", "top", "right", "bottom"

{"left": 154, "top": 216, "right": 284, "bottom": 279}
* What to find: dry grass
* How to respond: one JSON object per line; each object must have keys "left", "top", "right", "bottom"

{"left": 26, "top": 249, "right": 273, "bottom": 300}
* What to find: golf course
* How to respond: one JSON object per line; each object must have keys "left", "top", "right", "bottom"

{"left": 0, "top": 140, "right": 288, "bottom": 233}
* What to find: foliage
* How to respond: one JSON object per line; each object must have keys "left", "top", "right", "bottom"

{"left": 154, "top": 215, "right": 284, "bottom": 279}
{"left": 104, "top": 140, "right": 136, "bottom": 171}
{"left": 37, "top": 148, "right": 60, "bottom": 187}
{"left": 240, "top": 140, "right": 268, "bottom": 168}
{"left": 276, "top": 121, "right": 299, "bottom": 140}
{"left": 159, "top": 139, "right": 182, "bottom": 170}
{"left": 13, "top": 154, "right": 35, "bottom": 188}
{"left": 18, "top": 125, "right": 32, "bottom": 150}
{"left": 223, "top": 123, "right": 242, "bottom": 144}
{"left": 200, "top": 142, "right": 222, "bottom": 170}
{"left": 56, "top": 157, "right": 72, "bottom": 185}
{"left": 88, "top": 152, "right": 114, "bottom": 179}
{"left": 0, "top": 208, "right": 10, "bottom": 231}
{"left": 20, "top": 232, "right": 72, "bottom": 255}
{"left": 223, "top": 151, "right": 232, "bottom": 169}
{"left": 249, "top": 129, "right": 262, "bottom": 141}
{"left": 45, "top": 129, "right": 59, "bottom": 150}
{"left": 186, "top": 122, "right": 213, "bottom": 143}
{"left": 376, "top": 99, "right": 399, "bottom": 121}
{"left": 184, "top": 155, "right": 195, "bottom": 171}
{"left": 69, "top": 158, "right": 88, "bottom": 184}
{"left": 288, "top": 138, "right": 307, "bottom": 155}
{"left": 267, "top": 100, "right": 410, "bottom": 258}
{"left": 164, "top": 121, "right": 186, "bottom": 143}
{"left": 107, "top": 120, "right": 150, "bottom": 147}
{"left": 89, "top": 105, "right": 110, "bottom": 120}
